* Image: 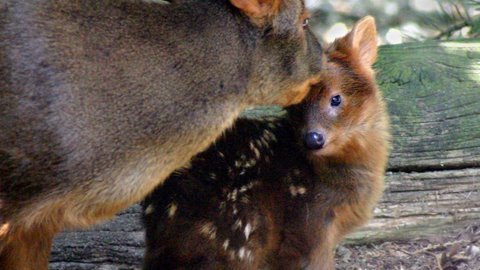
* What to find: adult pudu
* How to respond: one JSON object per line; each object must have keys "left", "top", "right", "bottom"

{"left": 0, "top": 0, "right": 323, "bottom": 269}
{"left": 142, "top": 17, "right": 389, "bottom": 270}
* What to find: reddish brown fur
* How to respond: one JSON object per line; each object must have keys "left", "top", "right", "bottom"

{"left": 0, "top": 227, "right": 53, "bottom": 270}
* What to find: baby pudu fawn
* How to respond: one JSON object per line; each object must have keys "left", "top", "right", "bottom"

{"left": 142, "top": 16, "right": 390, "bottom": 270}
{"left": 0, "top": 0, "right": 324, "bottom": 269}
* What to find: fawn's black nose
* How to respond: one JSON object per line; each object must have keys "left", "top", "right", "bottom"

{"left": 303, "top": 132, "right": 325, "bottom": 150}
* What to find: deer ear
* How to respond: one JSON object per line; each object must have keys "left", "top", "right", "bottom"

{"left": 347, "top": 16, "right": 378, "bottom": 67}
{"left": 229, "top": 0, "right": 281, "bottom": 20}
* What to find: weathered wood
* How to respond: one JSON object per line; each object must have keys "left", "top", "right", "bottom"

{"left": 377, "top": 40, "right": 480, "bottom": 171}
{"left": 51, "top": 206, "right": 144, "bottom": 270}
{"left": 50, "top": 40, "right": 480, "bottom": 269}
{"left": 348, "top": 168, "right": 480, "bottom": 243}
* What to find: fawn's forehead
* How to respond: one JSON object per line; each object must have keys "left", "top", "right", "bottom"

{"left": 308, "top": 61, "right": 345, "bottom": 95}
{"left": 321, "top": 58, "right": 372, "bottom": 94}
{"left": 306, "top": 60, "right": 371, "bottom": 107}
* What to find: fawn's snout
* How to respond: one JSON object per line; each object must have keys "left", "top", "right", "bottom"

{"left": 303, "top": 131, "right": 326, "bottom": 150}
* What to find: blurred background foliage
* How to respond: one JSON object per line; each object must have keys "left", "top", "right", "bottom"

{"left": 306, "top": 0, "right": 480, "bottom": 44}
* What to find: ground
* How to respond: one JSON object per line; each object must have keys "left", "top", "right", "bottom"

{"left": 336, "top": 223, "right": 480, "bottom": 270}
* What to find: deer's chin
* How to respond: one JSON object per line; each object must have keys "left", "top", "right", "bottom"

{"left": 309, "top": 148, "right": 329, "bottom": 159}
{"left": 306, "top": 142, "right": 331, "bottom": 158}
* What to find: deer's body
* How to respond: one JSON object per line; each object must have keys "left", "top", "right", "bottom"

{"left": 0, "top": 0, "right": 323, "bottom": 268}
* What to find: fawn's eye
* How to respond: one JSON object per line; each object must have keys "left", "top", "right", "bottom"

{"left": 302, "top": 18, "right": 310, "bottom": 29}
{"left": 330, "top": 95, "right": 342, "bottom": 107}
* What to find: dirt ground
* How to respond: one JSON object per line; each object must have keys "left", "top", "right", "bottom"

{"left": 335, "top": 223, "right": 480, "bottom": 270}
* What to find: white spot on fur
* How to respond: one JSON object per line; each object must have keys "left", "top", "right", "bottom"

{"left": 234, "top": 154, "right": 248, "bottom": 168}
{"left": 209, "top": 172, "right": 217, "bottom": 180}
{"left": 246, "top": 159, "right": 257, "bottom": 168}
{"left": 263, "top": 129, "right": 277, "bottom": 142}
{"left": 245, "top": 249, "right": 253, "bottom": 261}
{"left": 223, "top": 239, "right": 230, "bottom": 250}
{"left": 238, "top": 247, "right": 246, "bottom": 259}
{"left": 168, "top": 203, "right": 177, "bottom": 218}
{"left": 241, "top": 181, "right": 260, "bottom": 192}
{"left": 144, "top": 204, "right": 154, "bottom": 215}
{"left": 228, "top": 189, "right": 238, "bottom": 201}
{"left": 219, "top": 201, "right": 226, "bottom": 211}
{"left": 259, "top": 137, "right": 269, "bottom": 147}
{"left": 253, "top": 148, "right": 260, "bottom": 158}
{"left": 200, "top": 222, "right": 217, "bottom": 240}
{"left": 290, "top": 186, "right": 297, "bottom": 196}
{"left": 244, "top": 223, "right": 252, "bottom": 240}
{"left": 233, "top": 219, "right": 243, "bottom": 230}
{"left": 234, "top": 153, "right": 258, "bottom": 169}
{"left": 249, "top": 181, "right": 260, "bottom": 188}
{"left": 250, "top": 142, "right": 261, "bottom": 158}
{"left": 236, "top": 247, "right": 252, "bottom": 261}
{"left": 290, "top": 185, "right": 307, "bottom": 197}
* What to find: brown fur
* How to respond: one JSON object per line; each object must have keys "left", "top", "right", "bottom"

{"left": 141, "top": 16, "right": 389, "bottom": 270}
{"left": 0, "top": 0, "right": 323, "bottom": 269}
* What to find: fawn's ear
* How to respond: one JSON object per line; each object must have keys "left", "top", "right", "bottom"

{"left": 229, "top": 0, "right": 281, "bottom": 20}
{"left": 348, "top": 16, "right": 378, "bottom": 66}
{"left": 334, "top": 16, "right": 378, "bottom": 67}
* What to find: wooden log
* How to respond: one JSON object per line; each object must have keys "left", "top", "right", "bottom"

{"left": 377, "top": 40, "right": 480, "bottom": 171}
{"left": 348, "top": 168, "right": 480, "bottom": 243}
{"left": 50, "top": 39, "right": 480, "bottom": 269}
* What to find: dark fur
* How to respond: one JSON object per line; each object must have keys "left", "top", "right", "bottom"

{"left": 0, "top": 0, "right": 323, "bottom": 268}
{"left": 142, "top": 115, "right": 311, "bottom": 270}
{"left": 142, "top": 17, "right": 389, "bottom": 270}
